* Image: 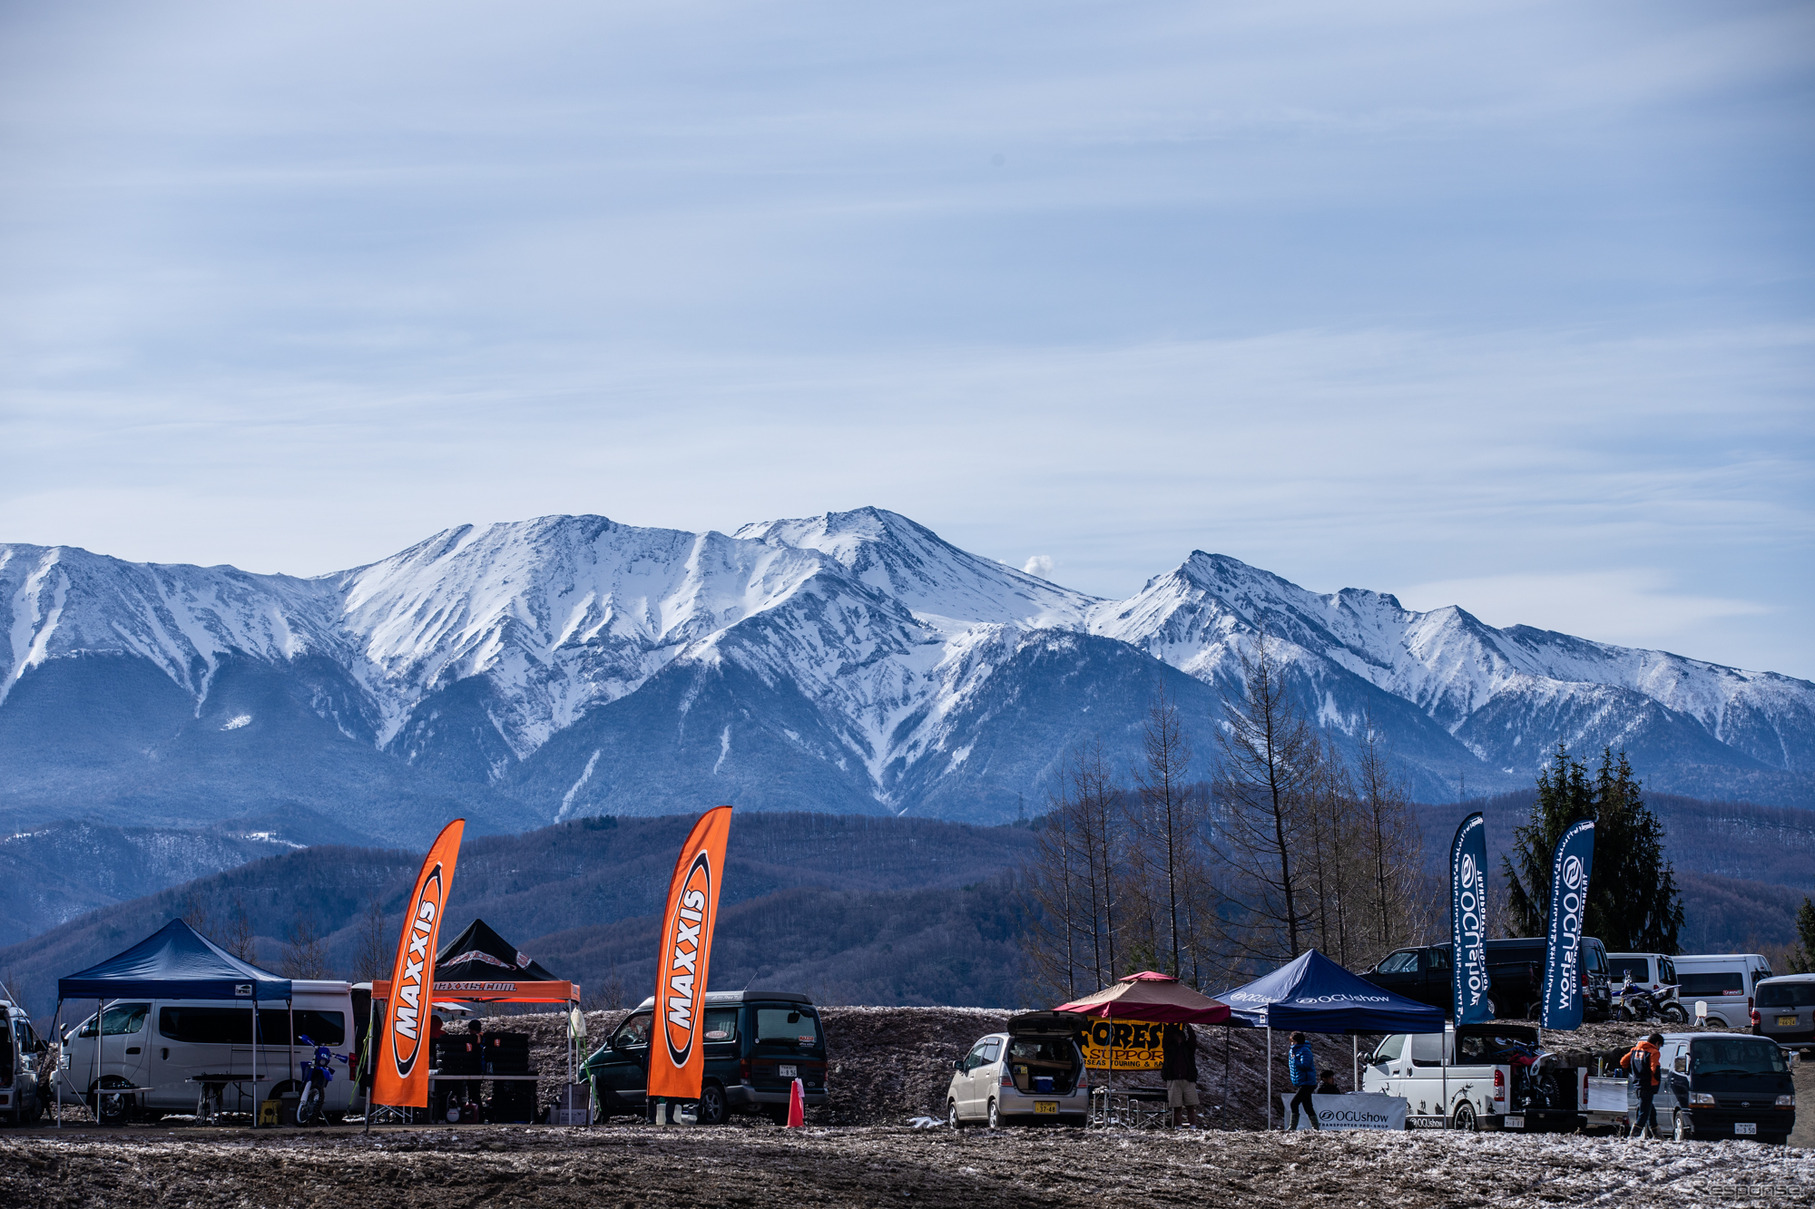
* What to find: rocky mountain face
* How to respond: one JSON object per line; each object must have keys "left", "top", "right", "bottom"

{"left": 3, "top": 508, "right": 1811, "bottom": 844}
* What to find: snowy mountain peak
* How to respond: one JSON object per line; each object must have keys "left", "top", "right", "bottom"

{"left": 736, "top": 506, "right": 1098, "bottom": 633}
{"left": 4, "top": 512, "right": 1813, "bottom": 829}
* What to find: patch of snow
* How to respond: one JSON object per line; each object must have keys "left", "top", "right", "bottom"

{"left": 221, "top": 714, "right": 252, "bottom": 731}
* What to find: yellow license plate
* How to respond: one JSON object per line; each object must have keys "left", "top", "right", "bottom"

{"left": 1034, "top": 1101, "right": 1058, "bottom": 1113}
{"left": 1780, "top": 1016, "right": 1799, "bottom": 1026}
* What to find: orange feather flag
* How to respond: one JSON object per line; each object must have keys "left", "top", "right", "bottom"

{"left": 648, "top": 805, "right": 733, "bottom": 1102}
{"left": 372, "top": 818, "right": 464, "bottom": 1109}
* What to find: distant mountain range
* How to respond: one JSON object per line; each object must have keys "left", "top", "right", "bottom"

{"left": 3, "top": 798, "right": 1807, "bottom": 1018}
{"left": 4, "top": 507, "right": 1813, "bottom": 846}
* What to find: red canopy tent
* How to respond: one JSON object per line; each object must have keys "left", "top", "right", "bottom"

{"left": 1056, "top": 971, "right": 1232, "bottom": 1023}
{"left": 1055, "top": 972, "right": 1231, "bottom": 1124}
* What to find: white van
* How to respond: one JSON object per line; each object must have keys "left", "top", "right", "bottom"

{"left": 1, "top": 988, "right": 47, "bottom": 1124}
{"left": 1361, "top": 1023, "right": 1582, "bottom": 1132}
{"left": 1671, "top": 954, "right": 1773, "bottom": 1028}
{"left": 59, "top": 981, "right": 356, "bottom": 1122}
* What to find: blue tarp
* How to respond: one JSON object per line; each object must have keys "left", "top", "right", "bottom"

{"left": 58, "top": 919, "right": 292, "bottom": 1002}
{"left": 1216, "top": 949, "right": 1445, "bottom": 1034}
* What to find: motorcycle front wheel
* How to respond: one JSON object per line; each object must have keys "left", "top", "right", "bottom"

{"left": 297, "top": 1085, "right": 324, "bottom": 1126}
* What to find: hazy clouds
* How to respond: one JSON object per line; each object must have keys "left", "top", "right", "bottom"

{"left": 2, "top": 1, "right": 1811, "bottom": 673}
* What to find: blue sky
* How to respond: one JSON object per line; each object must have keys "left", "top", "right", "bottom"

{"left": 3, "top": 1, "right": 1812, "bottom": 675}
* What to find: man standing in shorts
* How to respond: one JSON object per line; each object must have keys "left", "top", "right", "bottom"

{"left": 1161, "top": 1023, "right": 1200, "bottom": 1128}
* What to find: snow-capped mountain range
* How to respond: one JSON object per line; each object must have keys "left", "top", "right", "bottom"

{"left": 3, "top": 508, "right": 1811, "bottom": 843}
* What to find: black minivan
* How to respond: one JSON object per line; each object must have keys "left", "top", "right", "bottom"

{"left": 1658, "top": 1032, "right": 1796, "bottom": 1144}
{"left": 1362, "top": 937, "right": 1613, "bottom": 1021}
{"left": 582, "top": 990, "right": 828, "bottom": 1124}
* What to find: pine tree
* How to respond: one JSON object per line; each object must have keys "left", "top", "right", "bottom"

{"left": 1792, "top": 897, "right": 1815, "bottom": 975}
{"left": 1503, "top": 745, "right": 1685, "bottom": 948}
{"left": 1588, "top": 751, "right": 1683, "bottom": 951}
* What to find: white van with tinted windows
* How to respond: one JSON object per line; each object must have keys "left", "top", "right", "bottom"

{"left": 1671, "top": 954, "right": 1772, "bottom": 1029}
{"left": 59, "top": 981, "right": 355, "bottom": 1122}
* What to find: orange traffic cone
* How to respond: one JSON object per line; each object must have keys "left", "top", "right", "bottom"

{"left": 786, "top": 1077, "right": 805, "bottom": 1128}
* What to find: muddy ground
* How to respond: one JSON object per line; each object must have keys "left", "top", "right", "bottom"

{"left": 2, "top": 1121, "right": 1809, "bottom": 1209}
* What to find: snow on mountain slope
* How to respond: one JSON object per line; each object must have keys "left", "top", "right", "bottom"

{"left": 0, "top": 542, "right": 344, "bottom": 707}
{"left": 336, "top": 515, "right": 833, "bottom": 761}
{"left": 1094, "top": 551, "right": 1815, "bottom": 780}
{"left": 736, "top": 507, "right": 1097, "bottom": 634}
{"left": 4, "top": 514, "right": 1813, "bottom": 828}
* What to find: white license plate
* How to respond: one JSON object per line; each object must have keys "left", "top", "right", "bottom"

{"left": 1735, "top": 1122, "right": 1757, "bottom": 1136}
{"left": 1034, "top": 1101, "right": 1058, "bottom": 1114}
{"left": 1504, "top": 1115, "right": 1524, "bottom": 1129}
{"left": 778, "top": 1065, "right": 797, "bottom": 1078}
{"left": 1779, "top": 1016, "right": 1799, "bottom": 1027}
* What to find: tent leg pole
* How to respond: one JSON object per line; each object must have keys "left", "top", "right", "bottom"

{"left": 251, "top": 992, "right": 258, "bottom": 1130}
{"left": 1352, "top": 1035, "right": 1358, "bottom": 1093}
{"left": 363, "top": 997, "right": 378, "bottom": 1136}
{"left": 92, "top": 998, "right": 100, "bottom": 1127}
{"left": 51, "top": 999, "right": 62, "bottom": 1128}
{"left": 1267, "top": 1027, "right": 1272, "bottom": 1132}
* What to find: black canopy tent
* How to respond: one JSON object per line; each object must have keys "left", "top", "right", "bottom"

{"left": 434, "top": 919, "right": 559, "bottom": 982}
{"left": 55, "top": 919, "right": 293, "bottom": 1127}
{"left": 1216, "top": 949, "right": 1445, "bottom": 1129}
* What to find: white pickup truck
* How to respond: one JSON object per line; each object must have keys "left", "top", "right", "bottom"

{"left": 1362, "top": 1024, "right": 1582, "bottom": 1132}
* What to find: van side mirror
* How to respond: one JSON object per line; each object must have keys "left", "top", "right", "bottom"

{"left": 953, "top": 1058, "right": 964, "bottom": 1071}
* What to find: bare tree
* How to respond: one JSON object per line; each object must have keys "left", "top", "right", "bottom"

{"left": 1024, "top": 783, "right": 1085, "bottom": 998}
{"left": 1298, "top": 737, "right": 1362, "bottom": 966}
{"left": 281, "top": 913, "right": 331, "bottom": 979}
{"left": 1131, "top": 680, "right": 1203, "bottom": 979}
{"left": 179, "top": 889, "right": 215, "bottom": 941}
{"left": 220, "top": 896, "right": 258, "bottom": 964}
{"left": 1210, "top": 630, "right": 1319, "bottom": 964}
{"left": 354, "top": 896, "right": 391, "bottom": 983}
{"left": 1353, "top": 713, "right": 1430, "bottom": 958}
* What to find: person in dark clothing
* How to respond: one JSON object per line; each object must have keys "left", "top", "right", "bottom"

{"left": 1314, "top": 1069, "right": 1341, "bottom": 1095}
{"left": 1287, "top": 1032, "right": 1321, "bottom": 1130}
{"left": 1620, "top": 1032, "right": 1664, "bottom": 1139}
{"left": 1161, "top": 1023, "right": 1201, "bottom": 1127}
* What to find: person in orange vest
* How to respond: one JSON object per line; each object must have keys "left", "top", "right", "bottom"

{"left": 1620, "top": 1032, "right": 1664, "bottom": 1139}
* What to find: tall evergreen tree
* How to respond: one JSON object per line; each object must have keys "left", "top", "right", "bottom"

{"left": 1503, "top": 744, "right": 1685, "bottom": 949}
{"left": 1792, "top": 897, "right": 1815, "bottom": 975}
{"left": 1587, "top": 751, "right": 1684, "bottom": 951}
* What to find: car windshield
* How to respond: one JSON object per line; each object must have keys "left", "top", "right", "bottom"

{"left": 756, "top": 1007, "right": 819, "bottom": 1047}
{"left": 612, "top": 1014, "right": 652, "bottom": 1048}
{"left": 1691, "top": 1038, "right": 1787, "bottom": 1075}
{"left": 1659, "top": 957, "right": 1677, "bottom": 984}
{"left": 1758, "top": 982, "right": 1815, "bottom": 1008}
{"left": 1377, "top": 951, "right": 1419, "bottom": 974}
{"left": 77, "top": 1003, "right": 150, "bottom": 1038}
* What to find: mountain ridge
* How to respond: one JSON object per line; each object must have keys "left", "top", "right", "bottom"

{"left": 4, "top": 508, "right": 1812, "bottom": 839}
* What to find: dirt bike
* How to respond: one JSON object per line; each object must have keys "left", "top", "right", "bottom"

{"left": 1615, "top": 981, "right": 1687, "bottom": 1024}
{"left": 295, "top": 1035, "right": 351, "bottom": 1125}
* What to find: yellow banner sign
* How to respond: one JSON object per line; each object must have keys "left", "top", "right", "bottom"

{"left": 1077, "top": 1018, "right": 1166, "bottom": 1071}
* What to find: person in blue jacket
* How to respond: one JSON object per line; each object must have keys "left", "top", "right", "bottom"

{"left": 1287, "top": 1031, "right": 1321, "bottom": 1130}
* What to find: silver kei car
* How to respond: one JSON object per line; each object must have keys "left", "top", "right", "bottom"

{"left": 946, "top": 1012, "right": 1089, "bottom": 1128}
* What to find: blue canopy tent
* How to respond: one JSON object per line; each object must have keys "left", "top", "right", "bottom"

{"left": 56, "top": 920, "right": 293, "bottom": 1127}
{"left": 1216, "top": 949, "right": 1444, "bottom": 1129}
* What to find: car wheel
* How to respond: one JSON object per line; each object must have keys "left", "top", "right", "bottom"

{"left": 987, "top": 1099, "right": 1000, "bottom": 1129}
{"left": 92, "top": 1077, "right": 132, "bottom": 1127}
{"left": 1450, "top": 1101, "right": 1478, "bottom": 1132}
{"left": 948, "top": 1100, "right": 962, "bottom": 1129}
{"left": 696, "top": 1082, "right": 728, "bottom": 1126}
{"left": 1525, "top": 1001, "right": 1543, "bottom": 1021}
{"left": 1673, "top": 1110, "right": 1691, "bottom": 1142}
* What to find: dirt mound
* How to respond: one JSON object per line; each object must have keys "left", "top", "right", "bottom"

{"left": 454, "top": 1006, "right": 1699, "bottom": 1128}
